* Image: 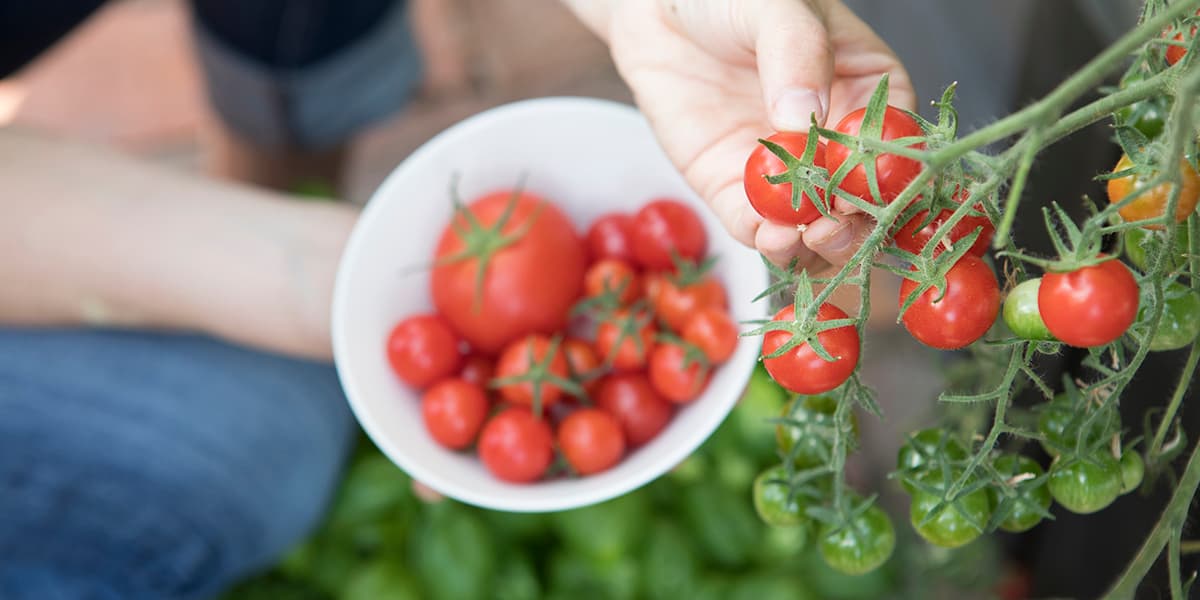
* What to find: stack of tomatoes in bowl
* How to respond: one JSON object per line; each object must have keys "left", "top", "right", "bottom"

{"left": 385, "top": 190, "right": 740, "bottom": 484}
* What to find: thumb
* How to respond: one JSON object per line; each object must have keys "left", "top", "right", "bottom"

{"left": 754, "top": 0, "right": 834, "bottom": 132}
{"left": 801, "top": 213, "right": 871, "bottom": 267}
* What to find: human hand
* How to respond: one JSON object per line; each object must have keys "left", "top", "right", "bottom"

{"left": 574, "top": 0, "right": 916, "bottom": 271}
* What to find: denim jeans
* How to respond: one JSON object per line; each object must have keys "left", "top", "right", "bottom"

{"left": 0, "top": 329, "right": 355, "bottom": 599}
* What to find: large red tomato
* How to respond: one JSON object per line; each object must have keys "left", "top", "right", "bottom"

{"left": 824, "top": 106, "right": 925, "bottom": 204}
{"left": 899, "top": 256, "right": 1000, "bottom": 350}
{"left": 432, "top": 190, "right": 586, "bottom": 354}
{"left": 761, "top": 303, "right": 860, "bottom": 394}
{"left": 1038, "top": 258, "right": 1139, "bottom": 347}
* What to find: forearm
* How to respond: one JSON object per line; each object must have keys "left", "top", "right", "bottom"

{"left": 0, "top": 127, "right": 355, "bottom": 361}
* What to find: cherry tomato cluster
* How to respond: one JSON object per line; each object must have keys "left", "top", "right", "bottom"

{"left": 386, "top": 190, "right": 739, "bottom": 483}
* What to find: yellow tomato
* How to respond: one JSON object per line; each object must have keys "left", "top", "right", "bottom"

{"left": 1106, "top": 153, "right": 1200, "bottom": 229}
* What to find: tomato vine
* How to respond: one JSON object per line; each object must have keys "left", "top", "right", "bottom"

{"left": 747, "top": 1, "right": 1200, "bottom": 595}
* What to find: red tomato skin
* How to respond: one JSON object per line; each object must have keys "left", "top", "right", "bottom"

{"left": 761, "top": 304, "right": 860, "bottom": 395}
{"left": 494, "top": 335, "right": 569, "bottom": 407}
{"left": 1038, "top": 259, "right": 1139, "bottom": 347}
{"left": 893, "top": 190, "right": 994, "bottom": 257}
{"left": 586, "top": 213, "right": 636, "bottom": 263}
{"left": 584, "top": 258, "right": 641, "bottom": 304}
{"left": 595, "top": 310, "right": 658, "bottom": 371}
{"left": 682, "top": 307, "right": 739, "bottom": 364}
{"left": 562, "top": 338, "right": 603, "bottom": 396}
{"left": 478, "top": 408, "right": 554, "bottom": 483}
{"left": 557, "top": 408, "right": 627, "bottom": 475}
{"left": 824, "top": 106, "right": 925, "bottom": 204}
{"left": 648, "top": 343, "right": 710, "bottom": 404}
{"left": 744, "top": 132, "right": 828, "bottom": 225}
{"left": 630, "top": 199, "right": 708, "bottom": 270}
{"left": 431, "top": 190, "right": 586, "bottom": 354}
{"left": 386, "top": 314, "right": 463, "bottom": 388}
{"left": 458, "top": 354, "right": 495, "bottom": 387}
{"left": 595, "top": 373, "right": 674, "bottom": 446}
{"left": 421, "top": 379, "right": 490, "bottom": 449}
{"left": 654, "top": 277, "right": 728, "bottom": 332}
{"left": 899, "top": 256, "right": 1001, "bottom": 350}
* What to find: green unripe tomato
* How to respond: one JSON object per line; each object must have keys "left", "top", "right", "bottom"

{"left": 1141, "top": 283, "right": 1200, "bottom": 352}
{"left": 1048, "top": 454, "right": 1123, "bottom": 514}
{"left": 819, "top": 503, "right": 896, "bottom": 576}
{"left": 908, "top": 471, "right": 993, "bottom": 548}
{"left": 1124, "top": 225, "right": 1190, "bottom": 272}
{"left": 776, "top": 395, "right": 857, "bottom": 469}
{"left": 895, "top": 428, "right": 969, "bottom": 492}
{"left": 1120, "top": 451, "right": 1145, "bottom": 494}
{"left": 1036, "top": 395, "right": 1115, "bottom": 457}
{"left": 990, "top": 454, "right": 1052, "bottom": 533}
{"left": 1002, "top": 278, "right": 1055, "bottom": 341}
{"left": 753, "top": 465, "right": 806, "bottom": 527}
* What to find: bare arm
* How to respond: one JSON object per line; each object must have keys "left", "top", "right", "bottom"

{"left": 0, "top": 127, "right": 356, "bottom": 361}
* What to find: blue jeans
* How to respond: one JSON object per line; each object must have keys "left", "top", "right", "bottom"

{"left": 0, "top": 329, "right": 355, "bottom": 599}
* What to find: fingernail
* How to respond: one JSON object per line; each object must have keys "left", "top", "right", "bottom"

{"left": 772, "top": 88, "right": 827, "bottom": 132}
{"left": 814, "top": 221, "right": 854, "bottom": 252}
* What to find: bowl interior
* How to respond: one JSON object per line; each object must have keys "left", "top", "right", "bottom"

{"left": 332, "top": 97, "right": 769, "bottom": 512}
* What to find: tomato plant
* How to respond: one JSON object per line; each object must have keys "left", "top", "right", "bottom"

{"left": 432, "top": 190, "right": 586, "bottom": 354}
{"left": 761, "top": 304, "right": 860, "bottom": 395}
{"left": 895, "top": 428, "right": 969, "bottom": 493}
{"left": 818, "top": 502, "right": 895, "bottom": 576}
{"left": 387, "top": 314, "right": 463, "bottom": 388}
{"left": 744, "top": 132, "right": 828, "bottom": 225}
{"left": 908, "top": 470, "right": 992, "bottom": 549}
{"left": 899, "top": 255, "right": 1001, "bottom": 350}
{"left": 892, "top": 191, "right": 994, "bottom": 257}
{"left": 752, "top": 465, "right": 807, "bottom": 528}
{"left": 777, "top": 394, "right": 858, "bottom": 469}
{"left": 1139, "top": 281, "right": 1200, "bottom": 351}
{"left": 1106, "top": 154, "right": 1200, "bottom": 228}
{"left": 1002, "top": 278, "right": 1055, "bottom": 341}
{"left": 990, "top": 454, "right": 1051, "bottom": 534}
{"left": 1047, "top": 453, "right": 1123, "bottom": 514}
{"left": 421, "top": 379, "right": 490, "bottom": 449}
{"left": 1038, "top": 258, "right": 1139, "bottom": 348}
{"left": 824, "top": 105, "right": 925, "bottom": 204}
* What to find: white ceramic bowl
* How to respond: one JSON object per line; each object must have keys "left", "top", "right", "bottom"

{"left": 332, "top": 97, "right": 769, "bottom": 512}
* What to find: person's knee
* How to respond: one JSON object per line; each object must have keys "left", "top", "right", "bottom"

{"left": 0, "top": 329, "right": 356, "bottom": 598}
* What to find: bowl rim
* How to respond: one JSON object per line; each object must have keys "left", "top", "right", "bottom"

{"left": 331, "top": 96, "right": 766, "bottom": 512}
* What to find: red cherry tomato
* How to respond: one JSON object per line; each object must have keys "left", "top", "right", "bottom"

{"left": 557, "top": 408, "right": 626, "bottom": 475}
{"left": 653, "top": 276, "right": 728, "bottom": 332}
{"left": 458, "top": 354, "right": 494, "bottom": 387}
{"left": 648, "top": 342, "right": 710, "bottom": 404}
{"left": 494, "top": 335, "right": 569, "bottom": 408}
{"left": 421, "top": 379, "right": 490, "bottom": 449}
{"left": 595, "top": 309, "right": 657, "bottom": 371}
{"left": 1165, "top": 13, "right": 1199, "bottom": 66}
{"left": 899, "top": 256, "right": 1000, "bottom": 350}
{"left": 824, "top": 106, "right": 925, "bottom": 204}
{"left": 682, "top": 307, "right": 739, "bottom": 364}
{"left": 584, "top": 258, "right": 640, "bottom": 304}
{"left": 432, "top": 190, "right": 586, "bottom": 354}
{"left": 595, "top": 373, "right": 673, "bottom": 446}
{"left": 893, "top": 190, "right": 994, "bottom": 257}
{"left": 586, "top": 213, "right": 636, "bottom": 263}
{"left": 478, "top": 407, "right": 554, "bottom": 483}
{"left": 1038, "top": 258, "right": 1139, "bottom": 347}
{"left": 761, "top": 303, "right": 860, "bottom": 394}
{"left": 744, "top": 132, "right": 828, "bottom": 225}
{"left": 630, "top": 199, "right": 708, "bottom": 270}
{"left": 562, "top": 338, "right": 603, "bottom": 396}
{"left": 386, "top": 314, "right": 463, "bottom": 388}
